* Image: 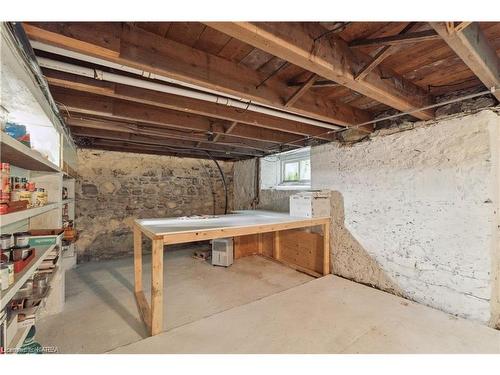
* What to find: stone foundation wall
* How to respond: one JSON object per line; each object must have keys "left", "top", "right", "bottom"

{"left": 75, "top": 149, "right": 233, "bottom": 262}
{"left": 234, "top": 109, "right": 500, "bottom": 327}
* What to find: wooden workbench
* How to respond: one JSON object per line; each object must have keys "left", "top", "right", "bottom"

{"left": 133, "top": 210, "right": 331, "bottom": 336}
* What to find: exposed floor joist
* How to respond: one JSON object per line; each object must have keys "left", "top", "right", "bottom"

{"left": 50, "top": 86, "right": 309, "bottom": 148}
{"left": 69, "top": 126, "right": 264, "bottom": 157}
{"left": 23, "top": 22, "right": 373, "bottom": 128}
{"left": 42, "top": 68, "right": 336, "bottom": 141}
{"left": 430, "top": 22, "right": 500, "bottom": 101}
{"left": 64, "top": 116, "right": 275, "bottom": 152}
{"left": 349, "top": 29, "right": 440, "bottom": 48}
{"left": 206, "top": 22, "right": 435, "bottom": 122}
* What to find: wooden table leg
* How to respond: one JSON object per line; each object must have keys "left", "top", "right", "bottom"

{"left": 151, "top": 239, "right": 164, "bottom": 336}
{"left": 273, "top": 230, "right": 281, "bottom": 260}
{"left": 323, "top": 222, "right": 331, "bottom": 276}
{"left": 133, "top": 225, "right": 143, "bottom": 293}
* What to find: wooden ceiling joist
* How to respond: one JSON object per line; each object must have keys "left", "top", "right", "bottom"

{"left": 79, "top": 139, "right": 237, "bottom": 160}
{"left": 430, "top": 22, "right": 500, "bottom": 101}
{"left": 355, "top": 23, "right": 419, "bottom": 81}
{"left": 64, "top": 116, "right": 274, "bottom": 152}
{"left": 349, "top": 29, "right": 440, "bottom": 48}
{"left": 42, "top": 68, "right": 336, "bottom": 141}
{"left": 24, "top": 22, "right": 373, "bottom": 128}
{"left": 69, "top": 126, "right": 264, "bottom": 157}
{"left": 51, "top": 87, "right": 307, "bottom": 147}
{"left": 285, "top": 74, "right": 317, "bottom": 107}
{"left": 206, "top": 22, "right": 435, "bottom": 121}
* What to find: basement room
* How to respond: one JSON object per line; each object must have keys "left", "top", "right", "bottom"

{"left": 1, "top": 1, "right": 500, "bottom": 369}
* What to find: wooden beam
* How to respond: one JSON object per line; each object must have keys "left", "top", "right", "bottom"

{"left": 69, "top": 126, "right": 265, "bottom": 157}
{"left": 454, "top": 22, "right": 472, "bottom": 33}
{"left": 51, "top": 86, "right": 308, "bottom": 147}
{"left": 207, "top": 22, "right": 435, "bottom": 120}
{"left": 288, "top": 79, "right": 340, "bottom": 88}
{"left": 65, "top": 116, "right": 274, "bottom": 152}
{"left": 285, "top": 74, "right": 317, "bottom": 107}
{"left": 24, "top": 22, "right": 373, "bottom": 128}
{"left": 355, "top": 23, "right": 419, "bottom": 81}
{"left": 213, "top": 121, "right": 238, "bottom": 142}
{"left": 430, "top": 22, "right": 500, "bottom": 101}
{"left": 42, "top": 68, "right": 336, "bottom": 141}
{"left": 349, "top": 29, "right": 440, "bottom": 48}
{"left": 66, "top": 115, "right": 279, "bottom": 152}
{"left": 81, "top": 139, "right": 236, "bottom": 160}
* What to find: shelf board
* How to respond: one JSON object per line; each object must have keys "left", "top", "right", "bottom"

{"left": 0, "top": 202, "right": 60, "bottom": 227}
{"left": 9, "top": 323, "right": 34, "bottom": 351}
{"left": 1, "top": 131, "right": 60, "bottom": 173}
{"left": 61, "top": 198, "right": 75, "bottom": 204}
{"left": 0, "top": 243, "right": 56, "bottom": 310}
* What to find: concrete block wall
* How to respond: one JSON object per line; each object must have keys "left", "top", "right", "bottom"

{"left": 75, "top": 149, "right": 233, "bottom": 262}
{"left": 234, "top": 109, "right": 500, "bottom": 327}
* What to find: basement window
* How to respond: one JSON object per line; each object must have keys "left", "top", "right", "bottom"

{"left": 261, "top": 147, "right": 311, "bottom": 190}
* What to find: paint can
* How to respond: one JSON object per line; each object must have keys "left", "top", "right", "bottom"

{"left": 0, "top": 264, "right": 9, "bottom": 291}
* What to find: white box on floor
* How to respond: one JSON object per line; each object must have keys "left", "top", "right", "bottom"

{"left": 212, "top": 238, "right": 234, "bottom": 267}
{"left": 290, "top": 190, "right": 331, "bottom": 218}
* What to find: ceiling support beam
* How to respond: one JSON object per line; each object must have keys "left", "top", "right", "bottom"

{"left": 24, "top": 22, "right": 373, "bottom": 128}
{"left": 355, "top": 23, "right": 419, "bottom": 81}
{"left": 349, "top": 29, "right": 440, "bottom": 48}
{"left": 207, "top": 22, "right": 434, "bottom": 122}
{"left": 69, "top": 126, "right": 263, "bottom": 157}
{"left": 42, "top": 68, "right": 335, "bottom": 141}
{"left": 213, "top": 121, "right": 238, "bottom": 143}
{"left": 64, "top": 116, "right": 273, "bottom": 152}
{"left": 51, "top": 87, "right": 306, "bottom": 147}
{"left": 285, "top": 74, "right": 317, "bottom": 107}
{"left": 78, "top": 140, "right": 237, "bottom": 160}
{"left": 430, "top": 22, "right": 500, "bottom": 101}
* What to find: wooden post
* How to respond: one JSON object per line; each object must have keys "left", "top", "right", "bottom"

{"left": 273, "top": 230, "right": 281, "bottom": 260}
{"left": 258, "top": 233, "right": 263, "bottom": 255}
{"left": 133, "top": 225, "right": 142, "bottom": 293}
{"left": 151, "top": 239, "right": 164, "bottom": 336}
{"left": 323, "top": 222, "right": 331, "bottom": 276}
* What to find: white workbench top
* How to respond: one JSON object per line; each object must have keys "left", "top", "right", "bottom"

{"left": 135, "top": 210, "right": 327, "bottom": 236}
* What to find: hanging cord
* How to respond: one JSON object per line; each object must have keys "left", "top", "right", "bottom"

{"left": 203, "top": 151, "right": 228, "bottom": 215}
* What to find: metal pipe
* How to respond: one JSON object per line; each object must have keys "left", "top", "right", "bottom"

{"left": 32, "top": 42, "right": 342, "bottom": 131}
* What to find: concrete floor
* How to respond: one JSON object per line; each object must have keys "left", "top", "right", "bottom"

{"left": 36, "top": 247, "right": 312, "bottom": 353}
{"left": 37, "top": 248, "right": 500, "bottom": 354}
{"left": 111, "top": 275, "right": 500, "bottom": 354}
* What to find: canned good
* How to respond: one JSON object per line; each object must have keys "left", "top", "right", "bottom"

{"left": 34, "top": 189, "right": 48, "bottom": 206}
{"left": 5, "top": 262, "right": 14, "bottom": 285}
{"left": 0, "top": 191, "right": 10, "bottom": 202}
{"left": 18, "top": 191, "right": 32, "bottom": 204}
{"left": 27, "top": 181, "right": 36, "bottom": 192}
{"left": 1, "top": 249, "right": 11, "bottom": 262}
{"left": 0, "top": 265, "right": 9, "bottom": 291}
{"left": 14, "top": 232, "right": 30, "bottom": 248}
{"left": 0, "top": 203, "right": 7, "bottom": 215}
{"left": 0, "top": 234, "right": 12, "bottom": 250}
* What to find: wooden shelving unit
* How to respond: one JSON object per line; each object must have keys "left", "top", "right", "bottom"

{"left": 0, "top": 202, "right": 60, "bottom": 227}
{"left": 0, "top": 132, "right": 60, "bottom": 173}
{"left": 0, "top": 244, "right": 56, "bottom": 310}
{"left": 1, "top": 23, "right": 77, "bottom": 353}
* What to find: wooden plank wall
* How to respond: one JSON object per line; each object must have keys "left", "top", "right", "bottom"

{"left": 234, "top": 228, "right": 326, "bottom": 276}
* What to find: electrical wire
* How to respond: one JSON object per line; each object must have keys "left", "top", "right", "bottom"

{"left": 203, "top": 151, "right": 228, "bottom": 215}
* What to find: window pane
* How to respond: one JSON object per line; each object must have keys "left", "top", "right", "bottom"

{"left": 284, "top": 162, "right": 299, "bottom": 181}
{"left": 299, "top": 159, "right": 311, "bottom": 181}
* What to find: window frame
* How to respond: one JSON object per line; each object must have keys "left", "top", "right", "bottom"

{"left": 278, "top": 148, "right": 311, "bottom": 187}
